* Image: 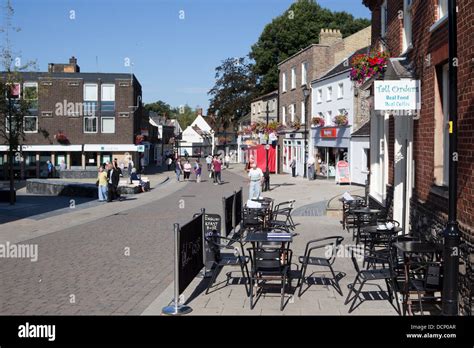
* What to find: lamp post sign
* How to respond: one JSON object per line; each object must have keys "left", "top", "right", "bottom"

{"left": 374, "top": 80, "right": 421, "bottom": 111}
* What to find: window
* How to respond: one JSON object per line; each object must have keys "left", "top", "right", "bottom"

{"left": 7, "top": 83, "right": 21, "bottom": 99}
{"left": 301, "top": 101, "right": 305, "bottom": 124}
{"left": 281, "top": 106, "right": 286, "bottom": 125}
{"left": 258, "top": 104, "right": 261, "bottom": 114}
{"left": 381, "top": 0, "right": 388, "bottom": 37}
{"left": 84, "top": 116, "right": 98, "bottom": 133}
{"left": 24, "top": 116, "right": 38, "bottom": 133}
{"left": 101, "top": 117, "right": 115, "bottom": 133}
{"left": 291, "top": 67, "right": 296, "bottom": 89}
{"left": 84, "top": 84, "right": 98, "bottom": 116}
{"left": 318, "top": 112, "right": 324, "bottom": 119}
{"left": 282, "top": 72, "right": 287, "bottom": 92}
{"left": 403, "top": 0, "right": 413, "bottom": 52}
{"left": 301, "top": 62, "right": 308, "bottom": 86}
{"left": 337, "top": 83, "right": 344, "bottom": 99}
{"left": 23, "top": 82, "right": 38, "bottom": 111}
{"left": 5, "top": 116, "right": 19, "bottom": 133}
{"left": 290, "top": 104, "right": 295, "bottom": 122}
{"left": 101, "top": 84, "right": 115, "bottom": 113}
{"left": 434, "top": 64, "right": 449, "bottom": 186}
{"left": 438, "top": 0, "right": 447, "bottom": 20}
{"left": 327, "top": 87, "right": 333, "bottom": 101}
{"left": 326, "top": 110, "right": 332, "bottom": 124}
{"left": 252, "top": 105, "right": 255, "bottom": 114}
{"left": 338, "top": 108, "right": 347, "bottom": 117}
{"left": 317, "top": 89, "right": 323, "bottom": 103}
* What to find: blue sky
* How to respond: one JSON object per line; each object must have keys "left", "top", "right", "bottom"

{"left": 7, "top": 0, "right": 370, "bottom": 111}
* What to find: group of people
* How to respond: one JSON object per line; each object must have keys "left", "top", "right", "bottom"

{"left": 97, "top": 157, "right": 147, "bottom": 202}
{"left": 97, "top": 159, "right": 121, "bottom": 203}
{"left": 170, "top": 154, "right": 226, "bottom": 185}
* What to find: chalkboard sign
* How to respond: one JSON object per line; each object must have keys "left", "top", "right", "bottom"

{"left": 178, "top": 213, "right": 204, "bottom": 295}
{"left": 234, "top": 189, "right": 242, "bottom": 228}
{"left": 203, "top": 213, "right": 221, "bottom": 268}
{"left": 224, "top": 195, "right": 234, "bottom": 236}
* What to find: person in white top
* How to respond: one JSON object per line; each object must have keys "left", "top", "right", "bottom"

{"left": 224, "top": 154, "right": 230, "bottom": 169}
{"left": 183, "top": 160, "right": 192, "bottom": 181}
{"left": 307, "top": 156, "right": 316, "bottom": 180}
{"left": 248, "top": 163, "right": 264, "bottom": 200}
{"left": 206, "top": 155, "right": 213, "bottom": 171}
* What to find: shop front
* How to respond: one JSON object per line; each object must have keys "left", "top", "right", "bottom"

{"left": 282, "top": 132, "right": 305, "bottom": 177}
{"left": 312, "top": 126, "right": 350, "bottom": 179}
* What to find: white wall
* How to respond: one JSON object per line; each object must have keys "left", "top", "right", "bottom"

{"left": 350, "top": 137, "right": 369, "bottom": 185}
{"left": 190, "top": 115, "right": 212, "bottom": 133}
{"left": 182, "top": 127, "right": 203, "bottom": 143}
{"left": 311, "top": 72, "right": 354, "bottom": 127}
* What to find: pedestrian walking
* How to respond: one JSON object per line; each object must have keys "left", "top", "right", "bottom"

{"left": 97, "top": 166, "right": 108, "bottom": 202}
{"left": 206, "top": 155, "right": 212, "bottom": 171}
{"left": 248, "top": 163, "right": 263, "bottom": 200}
{"left": 290, "top": 158, "right": 296, "bottom": 177}
{"left": 307, "top": 155, "right": 315, "bottom": 180}
{"left": 128, "top": 156, "right": 134, "bottom": 177}
{"left": 46, "top": 160, "right": 54, "bottom": 178}
{"left": 224, "top": 154, "right": 230, "bottom": 169}
{"left": 183, "top": 160, "right": 192, "bottom": 181}
{"left": 175, "top": 158, "right": 182, "bottom": 182}
{"left": 193, "top": 160, "right": 202, "bottom": 183}
{"left": 140, "top": 155, "right": 146, "bottom": 174}
{"left": 59, "top": 160, "right": 66, "bottom": 171}
{"left": 212, "top": 156, "right": 222, "bottom": 185}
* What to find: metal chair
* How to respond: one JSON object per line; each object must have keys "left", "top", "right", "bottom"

{"left": 247, "top": 247, "right": 293, "bottom": 311}
{"left": 205, "top": 235, "right": 250, "bottom": 296}
{"left": 268, "top": 200, "right": 296, "bottom": 230}
{"left": 344, "top": 247, "right": 401, "bottom": 314}
{"left": 404, "top": 261, "right": 443, "bottom": 315}
{"left": 242, "top": 207, "right": 264, "bottom": 230}
{"left": 297, "top": 236, "right": 344, "bottom": 296}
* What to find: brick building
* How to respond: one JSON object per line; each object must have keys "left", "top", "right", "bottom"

{"left": 278, "top": 26, "right": 371, "bottom": 175}
{"left": 362, "top": 0, "right": 473, "bottom": 314}
{"left": 250, "top": 90, "right": 278, "bottom": 124}
{"left": 0, "top": 57, "right": 149, "bottom": 178}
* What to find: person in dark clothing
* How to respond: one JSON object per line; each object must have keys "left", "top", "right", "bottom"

{"left": 107, "top": 163, "right": 120, "bottom": 202}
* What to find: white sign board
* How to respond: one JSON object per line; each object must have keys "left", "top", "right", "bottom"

{"left": 374, "top": 80, "right": 421, "bottom": 110}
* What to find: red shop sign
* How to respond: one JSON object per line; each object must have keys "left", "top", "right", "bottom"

{"left": 320, "top": 128, "right": 337, "bottom": 138}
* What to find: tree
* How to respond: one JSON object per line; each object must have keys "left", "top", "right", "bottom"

{"left": 0, "top": 0, "right": 37, "bottom": 204}
{"left": 249, "top": 0, "right": 371, "bottom": 94}
{"left": 207, "top": 57, "right": 256, "bottom": 132}
{"left": 144, "top": 100, "right": 173, "bottom": 117}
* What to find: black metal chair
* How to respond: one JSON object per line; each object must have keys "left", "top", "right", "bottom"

{"left": 242, "top": 207, "right": 264, "bottom": 230}
{"left": 205, "top": 236, "right": 250, "bottom": 296}
{"left": 404, "top": 261, "right": 443, "bottom": 315}
{"left": 268, "top": 200, "right": 296, "bottom": 230}
{"left": 344, "top": 247, "right": 401, "bottom": 314}
{"left": 341, "top": 195, "right": 365, "bottom": 230}
{"left": 297, "top": 236, "right": 344, "bottom": 296}
{"left": 247, "top": 247, "right": 293, "bottom": 311}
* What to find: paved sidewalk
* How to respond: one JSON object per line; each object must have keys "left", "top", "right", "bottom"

{"left": 0, "top": 170, "right": 173, "bottom": 244}
{"left": 142, "top": 165, "right": 399, "bottom": 316}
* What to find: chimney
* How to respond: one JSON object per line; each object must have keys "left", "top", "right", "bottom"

{"left": 48, "top": 56, "right": 80, "bottom": 73}
{"left": 319, "top": 28, "right": 343, "bottom": 46}
{"left": 196, "top": 108, "right": 203, "bottom": 116}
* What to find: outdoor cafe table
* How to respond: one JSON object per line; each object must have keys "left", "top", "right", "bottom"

{"left": 245, "top": 201, "right": 273, "bottom": 227}
{"left": 393, "top": 241, "right": 443, "bottom": 315}
{"left": 244, "top": 230, "right": 293, "bottom": 249}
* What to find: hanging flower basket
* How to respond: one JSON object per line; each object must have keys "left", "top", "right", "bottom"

{"left": 311, "top": 116, "right": 325, "bottom": 127}
{"left": 288, "top": 121, "right": 301, "bottom": 131}
{"left": 350, "top": 50, "right": 390, "bottom": 85}
{"left": 54, "top": 132, "right": 69, "bottom": 145}
{"left": 333, "top": 115, "right": 349, "bottom": 126}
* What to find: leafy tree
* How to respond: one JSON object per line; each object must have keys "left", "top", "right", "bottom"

{"left": 144, "top": 100, "right": 173, "bottom": 117}
{"left": 250, "top": 0, "right": 371, "bottom": 94}
{"left": 207, "top": 57, "right": 256, "bottom": 132}
{"left": 0, "top": 0, "right": 37, "bottom": 204}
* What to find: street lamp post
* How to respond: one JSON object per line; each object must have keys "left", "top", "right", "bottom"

{"left": 263, "top": 102, "right": 270, "bottom": 191}
{"left": 442, "top": 0, "right": 459, "bottom": 316}
{"left": 302, "top": 85, "right": 310, "bottom": 179}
